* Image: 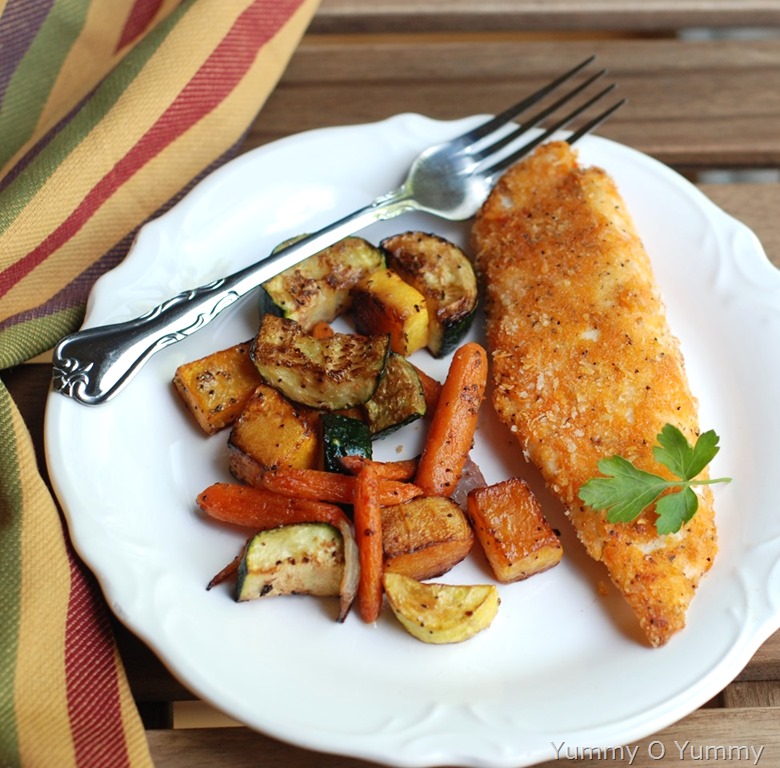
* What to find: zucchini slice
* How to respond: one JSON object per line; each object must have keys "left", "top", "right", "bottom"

{"left": 251, "top": 314, "right": 389, "bottom": 411}
{"left": 236, "top": 523, "right": 344, "bottom": 601}
{"left": 260, "top": 236, "right": 384, "bottom": 332}
{"left": 381, "top": 232, "right": 478, "bottom": 357}
{"left": 321, "top": 412, "right": 372, "bottom": 473}
{"left": 364, "top": 352, "right": 427, "bottom": 438}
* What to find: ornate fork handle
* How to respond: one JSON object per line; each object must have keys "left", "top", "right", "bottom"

{"left": 52, "top": 188, "right": 417, "bottom": 405}
{"left": 53, "top": 61, "right": 622, "bottom": 406}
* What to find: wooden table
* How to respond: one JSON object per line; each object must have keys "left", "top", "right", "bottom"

{"left": 7, "top": 3, "right": 780, "bottom": 766}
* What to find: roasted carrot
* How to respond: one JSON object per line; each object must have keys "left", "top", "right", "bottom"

{"left": 339, "top": 455, "right": 419, "bottom": 481}
{"left": 258, "top": 467, "right": 423, "bottom": 505}
{"left": 206, "top": 552, "right": 242, "bottom": 590}
{"left": 258, "top": 468, "right": 354, "bottom": 501}
{"left": 354, "top": 465, "right": 384, "bottom": 623}
{"left": 333, "top": 407, "right": 365, "bottom": 421}
{"left": 196, "top": 482, "right": 348, "bottom": 529}
{"left": 414, "top": 342, "right": 488, "bottom": 497}
{"left": 411, "top": 364, "right": 442, "bottom": 412}
{"left": 310, "top": 321, "right": 335, "bottom": 339}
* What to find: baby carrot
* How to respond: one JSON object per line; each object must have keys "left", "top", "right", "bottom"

{"left": 414, "top": 342, "right": 488, "bottom": 497}
{"left": 339, "top": 455, "right": 419, "bottom": 481}
{"left": 354, "top": 465, "right": 383, "bottom": 623}
{"left": 196, "top": 482, "right": 347, "bottom": 529}
{"left": 258, "top": 467, "right": 423, "bottom": 505}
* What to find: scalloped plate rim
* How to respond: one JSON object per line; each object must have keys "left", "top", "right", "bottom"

{"left": 45, "top": 114, "right": 780, "bottom": 768}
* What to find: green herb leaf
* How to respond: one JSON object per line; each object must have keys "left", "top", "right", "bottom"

{"left": 578, "top": 456, "right": 669, "bottom": 524}
{"left": 578, "top": 424, "right": 730, "bottom": 535}
{"left": 653, "top": 424, "right": 720, "bottom": 481}
{"left": 654, "top": 486, "right": 699, "bottom": 535}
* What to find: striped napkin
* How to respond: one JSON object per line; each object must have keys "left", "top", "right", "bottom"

{"left": 0, "top": 0, "right": 318, "bottom": 765}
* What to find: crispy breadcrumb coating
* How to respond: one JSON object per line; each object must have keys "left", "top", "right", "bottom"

{"left": 471, "top": 141, "right": 717, "bottom": 646}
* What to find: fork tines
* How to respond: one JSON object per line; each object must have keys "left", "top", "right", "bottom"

{"left": 461, "top": 56, "right": 625, "bottom": 182}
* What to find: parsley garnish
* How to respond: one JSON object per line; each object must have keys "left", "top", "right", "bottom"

{"left": 578, "top": 424, "right": 731, "bottom": 535}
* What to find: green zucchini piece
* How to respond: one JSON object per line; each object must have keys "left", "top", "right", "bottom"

{"left": 321, "top": 412, "right": 372, "bottom": 473}
{"left": 259, "top": 236, "right": 385, "bottom": 332}
{"left": 252, "top": 314, "right": 389, "bottom": 410}
{"left": 236, "top": 523, "right": 344, "bottom": 602}
{"left": 381, "top": 231, "right": 478, "bottom": 357}
{"left": 364, "top": 352, "right": 427, "bottom": 438}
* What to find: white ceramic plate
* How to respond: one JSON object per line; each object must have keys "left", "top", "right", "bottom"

{"left": 45, "top": 115, "right": 780, "bottom": 768}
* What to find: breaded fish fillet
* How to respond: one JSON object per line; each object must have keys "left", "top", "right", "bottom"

{"left": 471, "top": 141, "right": 717, "bottom": 647}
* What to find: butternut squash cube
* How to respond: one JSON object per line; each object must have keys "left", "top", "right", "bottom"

{"left": 467, "top": 477, "right": 562, "bottom": 582}
{"left": 351, "top": 267, "right": 429, "bottom": 355}
{"left": 381, "top": 496, "right": 473, "bottom": 580}
{"left": 173, "top": 341, "right": 262, "bottom": 434}
{"left": 228, "top": 383, "right": 320, "bottom": 485}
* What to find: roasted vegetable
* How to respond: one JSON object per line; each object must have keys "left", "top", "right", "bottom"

{"left": 383, "top": 572, "right": 499, "bottom": 644}
{"left": 467, "top": 477, "right": 562, "bottom": 583}
{"left": 251, "top": 314, "right": 389, "bottom": 410}
{"left": 381, "top": 232, "right": 478, "bottom": 357}
{"left": 258, "top": 467, "right": 423, "bottom": 506}
{"left": 339, "top": 455, "right": 418, "bottom": 481}
{"left": 199, "top": 484, "right": 358, "bottom": 620}
{"left": 354, "top": 465, "right": 384, "bottom": 623}
{"left": 321, "top": 412, "right": 372, "bottom": 472}
{"left": 410, "top": 364, "right": 442, "bottom": 412}
{"left": 364, "top": 352, "right": 427, "bottom": 438}
{"left": 351, "top": 267, "right": 429, "bottom": 356}
{"left": 381, "top": 495, "right": 473, "bottom": 580}
{"left": 260, "top": 236, "right": 384, "bottom": 331}
{"left": 415, "top": 342, "right": 488, "bottom": 497}
{"left": 173, "top": 341, "right": 262, "bottom": 434}
{"left": 197, "top": 482, "right": 343, "bottom": 530}
{"left": 228, "top": 383, "right": 320, "bottom": 485}
{"left": 236, "top": 523, "right": 344, "bottom": 602}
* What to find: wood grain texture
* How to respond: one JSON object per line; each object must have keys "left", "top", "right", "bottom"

{"left": 145, "top": 707, "right": 780, "bottom": 767}
{"left": 312, "top": 0, "right": 780, "bottom": 33}
{"left": 702, "top": 183, "right": 780, "bottom": 266}
{"left": 249, "top": 38, "right": 780, "bottom": 169}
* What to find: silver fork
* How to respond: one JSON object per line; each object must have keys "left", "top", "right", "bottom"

{"left": 52, "top": 56, "right": 624, "bottom": 405}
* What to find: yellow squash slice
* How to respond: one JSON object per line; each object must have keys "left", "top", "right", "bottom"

{"left": 382, "top": 572, "right": 499, "bottom": 644}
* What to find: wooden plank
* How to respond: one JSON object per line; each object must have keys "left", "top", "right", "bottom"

{"left": 701, "top": 183, "right": 780, "bottom": 267}
{"left": 722, "top": 680, "right": 780, "bottom": 707}
{"left": 735, "top": 627, "right": 780, "bottom": 682}
{"left": 248, "top": 38, "right": 780, "bottom": 170}
{"left": 146, "top": 707, "right": 780, "bottom": 767}
{"left": 312, "top": 0, "right": 780, "bottom": 34}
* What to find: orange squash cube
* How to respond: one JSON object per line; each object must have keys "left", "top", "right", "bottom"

{"left": 382, "top": 496, "right": 473, "bottom": 581}
{"left": 173, "top": 341, "right": 262, "bottom": 434}
{"left": 228, "top": 383, "right": 320, "bottom": 484}
{"left": 467, "top": 477, "right": 562, "bottom": 582}
{"left": 351, "top": 267, "right": 429, "bottom": 355}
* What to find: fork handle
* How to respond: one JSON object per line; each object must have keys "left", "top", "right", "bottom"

{"left": 52, "top": 186, "right": 417, "bottom": 405}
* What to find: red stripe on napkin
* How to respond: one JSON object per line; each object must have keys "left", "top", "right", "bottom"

{"left": 65, "top": 545, "right": 131, "bottom": 768}
{"left": 116, "top": 0, "right": 165, "bottom": 51}
{"left": 0, "top": 0, "right": 305, "bottom": 301}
